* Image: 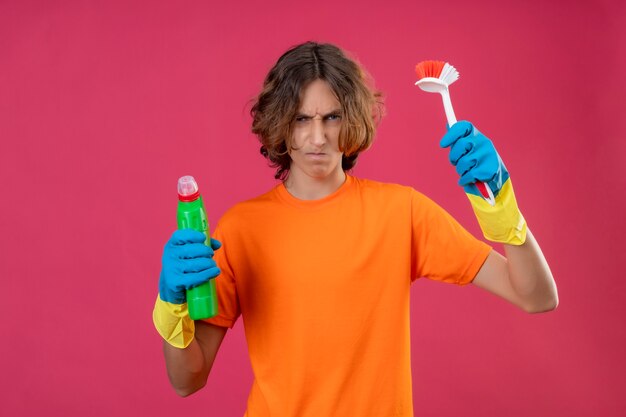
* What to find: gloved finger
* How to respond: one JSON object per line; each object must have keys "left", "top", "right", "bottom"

{"left": 172, "top": 242, "right": 214, "bottom": 259}
{"left": 448, "top": 137, "right": 475, "bottom": 166}
{"left": 210, "top": 238, "right": 222, "bottom": 251}
{"left": 458, "top": 170, "right": 478, "bottom": 187}
{"left": 461, "top": 161, "right": 500, "bottom": 186}
{"left": 169, "top": 229, "right": 207, "bottom": 245}
{"left": 181, "top": 266, "right": 221, "bottom": 289}
{"left": 471, "top": 133, "right": 494, "bottom": 154}
{"left": 459, "top": 159, "right": 501, "bottom": 187}
{"left": 180, "top": 257, "right": 217, "bottom": 273}
{"left": 456, "top": 154, "right": 478, "bottom": 177}
{"left": 463, "top": 182, "right": 480, "bottom": 196}
{"left": 439, "top": 120, "right": 473, "bottom": 148}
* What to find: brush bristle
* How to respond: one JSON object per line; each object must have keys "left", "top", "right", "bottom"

{"left": 415, "top": 60, "right": 446, "bottom": 79}
{"left": 415, "top": 60, "right": 460, "bottom": 86}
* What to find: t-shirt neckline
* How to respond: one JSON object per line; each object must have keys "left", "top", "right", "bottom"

{"left": 274, "top": 174, "right": 354, "bottom": 209}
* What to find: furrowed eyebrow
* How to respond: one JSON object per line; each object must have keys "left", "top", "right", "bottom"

{"left": 295, "top": 109, "right": 343, "bottom": 118}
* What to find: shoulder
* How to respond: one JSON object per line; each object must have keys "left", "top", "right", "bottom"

{"left": 215, "top": 186, "right": 281, "bottom": 229}
{"left": 351, "top": 176, "right": 447, "bottom": 219}
{"left": 350, "top": 176, "right": 427, "bottom": 202}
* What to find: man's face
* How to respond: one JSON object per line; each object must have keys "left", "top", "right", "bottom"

{"left": 288, "top": 79, "right": 343, "bottom": 181}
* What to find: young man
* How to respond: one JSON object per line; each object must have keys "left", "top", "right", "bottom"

{"left": 153, "top": 42, "right": 558, "bottom": 416}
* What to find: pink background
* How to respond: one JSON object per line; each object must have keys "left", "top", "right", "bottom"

{"left": 1, "top": 0, "right": 625, "bottom": 416}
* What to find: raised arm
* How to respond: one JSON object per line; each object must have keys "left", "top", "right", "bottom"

{"left": 439, "top": 121, "right": 558, "bottom": 313}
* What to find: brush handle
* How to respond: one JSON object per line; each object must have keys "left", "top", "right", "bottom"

{"left": 440, "top": 88, "right": 457, "bottom": 126}
{"left": 441, "top": 89, "right": 496, "bottom": 206}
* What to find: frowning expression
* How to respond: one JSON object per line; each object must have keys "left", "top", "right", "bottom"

{"left": 288, "top": 79, "right": 344, "bottom": 180}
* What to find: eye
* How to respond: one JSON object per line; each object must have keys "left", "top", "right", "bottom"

{"left": 325, "top": 114, "right": 342, "bottom": 122}
{"left": 294, "top": 116, "right": 310, "bottom": 123}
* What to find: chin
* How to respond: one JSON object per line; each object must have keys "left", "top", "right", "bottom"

{"left": 309, "top": 163, "right": 339, "bottom": 176}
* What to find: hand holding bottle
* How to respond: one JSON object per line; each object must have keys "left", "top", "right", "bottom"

{"left": 159, "top": 229, "right": 221, "bottom": 304}
{"left": 153, "top": 230, "right": 221, "bottom": 349}
{"left": 153, "top": 175, "right": 221, "bottom": 349}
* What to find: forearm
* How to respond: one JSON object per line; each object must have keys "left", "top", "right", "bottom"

{"left": 161, "top": 320, "right": 227, "bottom": 397}
{"left": 503, "top": 229, "right": 558, "bottom": 313}
{"left": 163, "top": 337, "right": 210, "bottom": 397}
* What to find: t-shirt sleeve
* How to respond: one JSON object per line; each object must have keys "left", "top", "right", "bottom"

{"left": 203, "top": 223, "right": 241, "bottom": 328}
{"left": 410, "top": 189, "right": 492, "bottom": 285}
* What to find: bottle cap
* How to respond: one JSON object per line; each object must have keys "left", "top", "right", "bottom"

{"left": 177, "top": 175, "right": 200, "bottom": 201}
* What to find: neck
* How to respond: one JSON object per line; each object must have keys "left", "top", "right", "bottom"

{"left": 284, "top": 169, "right": 346, "bottom": 200}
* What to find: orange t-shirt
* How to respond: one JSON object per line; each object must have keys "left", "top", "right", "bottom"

{"left": 206, "top": 175, "right": 491, "bottom": 417}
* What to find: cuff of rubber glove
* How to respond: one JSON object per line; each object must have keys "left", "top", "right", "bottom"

{"left": 153, "top": 295, "right": 195, "bottom": 349}
{"left": 466, "top": 178, "right": 528, "bottom": 245}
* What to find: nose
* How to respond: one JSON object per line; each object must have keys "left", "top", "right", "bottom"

{"left": 309, "top": 116, "right": 326, "bottom": 147}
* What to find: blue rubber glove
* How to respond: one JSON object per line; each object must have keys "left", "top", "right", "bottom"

{"left": 153, "top": 229, "right": 221, "bottom": 348}
{"left": 439, "top": 120, "right": 509, "bottom": 198}
{"left": 439, "top": 120, "right": 527, "bottom": 245}
{"left": 159, "top": 229, "right": 221, "bottom": 304}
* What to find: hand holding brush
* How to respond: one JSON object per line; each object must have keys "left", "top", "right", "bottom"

{"left": 415, "top": 60, "right": 527, "bottom": 245}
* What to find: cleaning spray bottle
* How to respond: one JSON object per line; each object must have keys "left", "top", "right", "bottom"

{"left": 176, "top": 175, "right": 218, "bottom": 320}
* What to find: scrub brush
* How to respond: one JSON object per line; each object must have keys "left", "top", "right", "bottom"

{"left": 415, "top": 60, "right": 495, "bottom": 206}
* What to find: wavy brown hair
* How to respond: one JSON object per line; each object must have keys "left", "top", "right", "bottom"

{"left": 251, "top": 41, "right": 385, "bottom": 180}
